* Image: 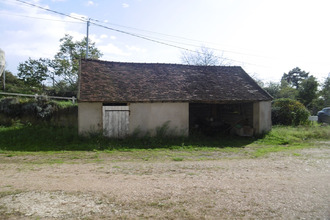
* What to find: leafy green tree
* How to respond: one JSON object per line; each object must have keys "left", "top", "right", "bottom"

{"left": 51, "top": 34, "right": 103, "bottom": 89}
{"left": 308, "top": 98, "right": 324, "bottom": 115}
{"left": 297, "top": 76, "right": 318, "bottom": 107}
{"left": 281, "top": 67, "right": 309, "bottom": 89}
{"left": 320, "top": 75, "right": 330, "bottom": 107}
{"left": 17, "top": 34, "right": 102, "bottom": 96}
{"left": 48, "top": 80, "right": 77, "bottom": 97}
{"left": 277, "top": 79, "right": 298, "bottom": 99}
{"left": 17, "top": 58, "right": 48, "bottom": 88}
{"left": 0, "top": 70, "right": 38, "bottom": 94}
{"left": 263, "top": 82, "right": 280, "bottom": 98}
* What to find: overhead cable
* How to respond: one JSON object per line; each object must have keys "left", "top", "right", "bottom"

{"left": 12, "top": 0, "right": 266, "bottom": 66}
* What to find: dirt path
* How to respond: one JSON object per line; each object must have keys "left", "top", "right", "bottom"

{"left": 0, "top": 146, "right": 329, "bottom": 219}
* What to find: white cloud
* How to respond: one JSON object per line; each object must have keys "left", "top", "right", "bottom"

{"left": 0, "top": 2, "right": 87, "bottom": 72}
{"left": 86, "top": 1, "right": 96, "bottom": 6}
{"left": 99, "top": 44, "right": 129, "bottom": 57}
{"left": 110, "top": 36, "right": 116, "bottom": 40}
{"left": 122, "top": 3, "right": 129, "bottom": 8}
{"left": 125, "top": 45, "right": 146, "bottom": 53}
{"left": 65, "top": 31, "right": 86, "bottom": 41}
{"left": 100, "top": 34, "right": 108, "bottom": 39}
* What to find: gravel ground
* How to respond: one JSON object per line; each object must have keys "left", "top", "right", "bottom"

{"left": 0, "top": 145, "right": 329, "bottom": 219}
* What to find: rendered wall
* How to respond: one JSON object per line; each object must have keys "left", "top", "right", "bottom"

{"left": 78, "top": 102, "right": 102, "bottom": 134}
{"left": 129, "top": 102, "right": 189, "bottom": 136}
{"left": 253, "top": 101, "right": 272, "bottom": 135}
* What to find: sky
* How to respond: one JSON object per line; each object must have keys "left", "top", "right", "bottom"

{"left": 0, "top": 0, "right": 330, "bottom": 84}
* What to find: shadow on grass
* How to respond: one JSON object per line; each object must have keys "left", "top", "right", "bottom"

{"left": 0, "top": 125, "right": 256, "bottom": 152}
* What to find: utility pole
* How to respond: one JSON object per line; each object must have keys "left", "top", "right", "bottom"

{"left": 86, "top": 18, "right": 90, "bottom": 59}
{"left": 0, "top": 48, "right": 5, "bottom": 91}
{"left": 2, "top": 71, "right": 5, "bottom": 91}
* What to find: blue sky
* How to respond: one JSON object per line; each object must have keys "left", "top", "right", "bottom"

{"left": 1, "top": 0, "right": 330, "bottom": 83}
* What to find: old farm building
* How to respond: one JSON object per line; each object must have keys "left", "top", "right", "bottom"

{"left": 78, "top": 59, "right": 272, "bottom": 137}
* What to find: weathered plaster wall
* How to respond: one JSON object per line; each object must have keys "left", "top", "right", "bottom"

{"left": 129, "top": 102, "right": 189, "bottom": 136}
{"left": 78, "top": 102, "right": 102, "bottom": 134}
{"left": 253, "top": 101, "right": 272, "bottom": 135}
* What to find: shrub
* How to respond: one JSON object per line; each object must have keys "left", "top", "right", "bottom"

{"left": 0, "top": 97, "right": 77, "bottom": 126}
{"left": 0, "top": 98, "right": 20, "bottom": 116}
{"left": 272, "top": 98, "right": 310, "bottom": 126}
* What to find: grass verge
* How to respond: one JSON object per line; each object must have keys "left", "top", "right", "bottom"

{"left": 0, "top": 124, "right": 329, "bottom": 160}
{"left": 0, "top": 124, "right": 255, "bottom": 152}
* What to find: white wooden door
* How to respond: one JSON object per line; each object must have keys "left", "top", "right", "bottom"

{"left": 103, "top": 106, "right": 129, "bottom": 138}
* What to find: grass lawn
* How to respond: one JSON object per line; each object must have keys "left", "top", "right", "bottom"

{"left": 0, "top": 124, "right": 329, "bottom": 162}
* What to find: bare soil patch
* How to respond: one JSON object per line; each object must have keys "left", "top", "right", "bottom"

{"left": 0, "top": 144, "right": 329, "bottom": 219}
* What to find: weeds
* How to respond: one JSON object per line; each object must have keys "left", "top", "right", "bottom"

{"left": 0, "top": 124, "right": 328, "bottom": 159}
{"left": 50, "top": 100, "right": 77, "bottom": 109}
{"left": 172, "top": 157, "right": 184, "bottom": 161}
{"left": 0, "top": 123, "right": 256, "bottom": 152}
{"left": 256, "top": 125, "right": 330, "bottom": 146}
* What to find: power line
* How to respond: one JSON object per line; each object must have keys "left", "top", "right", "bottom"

{"left": 97, "top": 20, "right": 212, "bottom": 44}
{"left": 13, "top": 0, "right": 86, "bottom": 22}
{"left": 9, "top": 0, "right": 240, "bottom": 56}
{"left": 90, "top": 21, "right": 267, "bottom": 67}
{"left": 2, "top": 6, "right": 269, "bottom": 60}
{"left": 90, "top": 22, "right": 242, "bottom": 64}
{"left": 0, "top": 11, "right": 83, "bottom": 23}
{"left": 11, "top": 0, "right": 266, "bottom": 67}
{"left": 95, "top": 20, "right": 271, "bottom": 59}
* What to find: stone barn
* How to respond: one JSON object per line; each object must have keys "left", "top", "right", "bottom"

{"left": 78, "top": 59, "right": 272, "bottom": 137}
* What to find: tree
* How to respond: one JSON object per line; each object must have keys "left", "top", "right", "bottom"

{"left": 277, "top": 79, "right": 298, "bottom": 99}
{"left": 181, "top": 46, "right": 227, "bottom": 66}
{"left": 281, "top": 67, "right": 309, "bottom": 89}
{"left": 297, "top": 76, "right": 318, "bottom": 107}
{"left": 320, "top": 75, "right": 330, "bottom": 107}
{"left": 0, "top": 70, "right": 37, "bottom": 94}
{"left": 17, "top": 34, "right": 102, "bottom": 96}
{"left": 17, "top": 58, "right": 48, "bottom": 88}
{"left": 263, "top": 82, "right": 281, "bottom": 98}
{"left": 51, "top": 34, "right": 103, "bottom": 88}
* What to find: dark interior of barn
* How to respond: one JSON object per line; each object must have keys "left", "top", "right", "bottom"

{"left": 189, "top": 103, "right": 254, "bottom": 136}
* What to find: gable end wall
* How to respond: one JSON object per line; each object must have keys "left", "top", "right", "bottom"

{"left": 253, "top": 101, "right": 272, "bottom": 135}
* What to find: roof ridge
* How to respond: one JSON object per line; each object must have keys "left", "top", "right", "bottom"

{"left": 81, "top": 58, "right": 241, "bottom": 68}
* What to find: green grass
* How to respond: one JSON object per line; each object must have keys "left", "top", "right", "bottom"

{"left": 251, "top": 145, "right": 308, "bottom": 158}
{"left": 172, "top": 157, "right": 184, "bottom": 161}
{"left": 256, "top": 125, "right": 330, "bottom": 145}
{"left": 0, "top": 124, "right": 255, "bottom": 152}
{"left": 51, "top": 100, "right": 77, "bottom": 108}
{"left": 0, "top": 124, "right": 329, "bottom": 159}
{"left": 248, "top": 125, "right": 330, "bottom": 157}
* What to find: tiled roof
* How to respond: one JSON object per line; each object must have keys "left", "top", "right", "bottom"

{"left": 78, "top": 59, "right": 272, "bottom": 103}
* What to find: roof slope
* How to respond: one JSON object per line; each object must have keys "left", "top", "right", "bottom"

{"left": 79, "top": 59, "right": 272, "bottom": 103}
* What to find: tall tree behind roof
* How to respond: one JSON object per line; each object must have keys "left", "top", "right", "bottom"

{"left": 281, "top": 67, "right": 309, "bottom": 89}
{"left": 181, "top": 46, "right": 228, "bottom": 66}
